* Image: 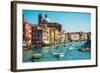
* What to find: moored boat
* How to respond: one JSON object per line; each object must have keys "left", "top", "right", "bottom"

{"left": 68, "top": 45, "right": 74, "bottom": 50}
{"left": 32, "top": 53, "right": 43, "bottom": 59}
{"left": 53, "top": 52, "right": 64, "bottom": 58}
{"left": 78, "top": 48, "right": 90, "bottom": 52}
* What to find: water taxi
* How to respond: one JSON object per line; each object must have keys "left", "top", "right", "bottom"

{"left": 53, "top": 52, "right": 64, "bottom": 58}
{"left": 32, "top": 53, "right": 43, "bottom": 59}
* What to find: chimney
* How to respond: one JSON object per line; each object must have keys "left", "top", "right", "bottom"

{"left": 38, "top": 14, "right": 42, "bottom": 25}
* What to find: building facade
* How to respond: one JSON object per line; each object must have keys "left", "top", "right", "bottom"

{"left": 23, "top": 22, "right": 32, "bottom": 48}
{"left": 65, "top": 32, "right": 91, "bottom": 41}
{"left": 32, "top": 26, "right": 43, "bottom": 48}
{"left": 80, "top": 32, "right": 88, "bottom": 41}
{"left": 65, "top": 33, "right": 70, "bottom": 41}
{"left": 70, "top": 32, "right": 80, "bottom": 41}
{"left": 42, "top": 29, "right": 50, "bottom": 45}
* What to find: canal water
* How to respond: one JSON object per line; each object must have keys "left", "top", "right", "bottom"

{"left": 23, "top": 41, "right": 91, "bottom": 62}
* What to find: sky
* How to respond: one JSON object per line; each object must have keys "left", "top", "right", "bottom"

{"left": 23, "top": 10, "right": 91, "bottom": 32}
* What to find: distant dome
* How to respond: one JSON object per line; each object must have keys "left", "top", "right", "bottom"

{"left": 45, "top": 18, "right": 51, "bottom": 22}
{"left": 42, "top": 14, "right": 51, "bottom": 24}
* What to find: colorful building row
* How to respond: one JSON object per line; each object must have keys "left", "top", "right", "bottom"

{"left": 65, "top": 32, "right": 91, "bottom": 41}
{"left": 23, "top": 14, "right": 91, "bottom": 48}
{"left": 23, "top": 22, "right": 63, "bottom": 48}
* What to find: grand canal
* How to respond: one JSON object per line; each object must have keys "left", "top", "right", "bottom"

{"left": 23, "top": 41, "right": 91, "bottom": 62}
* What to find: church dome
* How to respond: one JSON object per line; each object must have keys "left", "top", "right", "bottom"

{"left": 45, "top": 18, "right": 51, "bottom": 22}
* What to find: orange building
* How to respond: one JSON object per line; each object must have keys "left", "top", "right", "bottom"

{"left": 23, "top": 22, "right": 32, "bottom": 48}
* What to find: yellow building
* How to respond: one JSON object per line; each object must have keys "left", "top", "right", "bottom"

{"left": 65, "top": 33, "right": 69, "bottom": 41}
{"left": 38, "top": 24, "right": 63, "bottom": 45}
{"left": 60, "top": 32, "right": 66, "bottom": 43}
{"left": 39, "top": 24, "right": 58, "bottom": 45}
{"left": 42, "top": 29, "right": 50, "bottom": 45}
{"left": 50, "top": 28, "right": 55, "bottom": 44}
{"left": 54, "top": 29, "right": 60, "bottom": 44}
{"left": 70, "top": 32, "right": 80, "bottom": 41}
{"left": 38, "top": 24, "right": 51, "bottom": 45}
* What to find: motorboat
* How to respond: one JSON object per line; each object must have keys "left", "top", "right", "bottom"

{"left": 78, "top": 48, "right": 90, "bottom": 52}
{"left": 32, "top": 53, "right": 43, "bottom": 59}
{"left": 53, "top": 52, "right": 64, "bottom": 58}
{"left": 68, "top": 45, "right": 74, "bottom": 50}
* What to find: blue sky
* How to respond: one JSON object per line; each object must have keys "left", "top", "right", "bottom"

{"left": 23, "top": 10, "right": 91, "bottom": 32}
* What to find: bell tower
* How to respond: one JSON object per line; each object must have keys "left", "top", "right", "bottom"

{"left": 38, "top": 14, "right": 42, "bottom": 25}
